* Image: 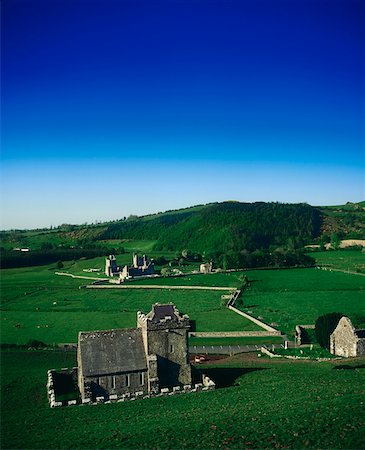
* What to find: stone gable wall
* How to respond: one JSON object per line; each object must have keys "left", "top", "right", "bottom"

{"left": 330, "top": 318, "right": 357, "bottom": 357}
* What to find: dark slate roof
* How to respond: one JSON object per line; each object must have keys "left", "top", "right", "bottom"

{"left": 148, "top": 304, "right": 178, "bottom": 322}
{"left": 355, "top": 329, "right": 365, "bottom": 339}
{"left": 78, "top": 328, "right": 147, "bottom": 377}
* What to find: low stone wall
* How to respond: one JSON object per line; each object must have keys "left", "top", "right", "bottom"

{"left": 55, "top": 272, "right": 108, "bottom": 281}
{"left": 259, "top": 347, "right": 282, "bottom": 358}
{"left": 228, "top": 306, "right": 281, "bottom": 334}
{"left": 85, "top": 284, "right": 234, "bottom": 291}
{"left": 47, "top": 367, "right": 79, "bottom": 408}
{"left": 259, "top": 346, "right": 337, "bottom": 361}
{"left": 48, "top": 369, "right": 215, "bottom": 408}
{"left": 189, "top": 331, "right": 281, "bottom": 337}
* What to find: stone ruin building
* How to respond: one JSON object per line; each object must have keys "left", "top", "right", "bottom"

{"left": 77, "top": 303, "right": 193, "bottom": 402}
{"left": 104, "top": 253, "right": 154, "bottom": 281}
{"left": 119, "top": 253, "right": 154, "bottom": 282}
{"left": 105, "top": 255, "right": 120, "bottom": 277}
{"left": 330, "top": 316, "right": 365, "bottom": 357}
{"left": 295, "top": 325, "right": 315, "bottom": 345}
{"left": 199, "top": 262, "right": 213, "bottom": 273}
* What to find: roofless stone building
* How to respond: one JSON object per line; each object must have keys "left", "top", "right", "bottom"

{"left": 77, "top": 304, "right": 192, "bottom": 402}
{"left": 330, "top": 316, "right": 365, "bottom": 357}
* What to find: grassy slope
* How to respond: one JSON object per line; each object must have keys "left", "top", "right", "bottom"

{"left": 310, "top": 249, "right": 365, "bottom": 272}
{"left": 1, "top": 350, "right": 365, "bottom": 449}
{"left": 241, "top": 268, "right": 365, "bottom": 335}
{"left": 131, "top": 271, "right": 246, "bottom": 287}
{"left": 1, "top": 265, "right": 260, "bottom": 345}
{"left": 2, "top": 255, "right": 364, "bottom": 343}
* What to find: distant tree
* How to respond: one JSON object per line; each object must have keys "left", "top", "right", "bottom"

{"left": 315, "top": 312, "right": 344, "bottom": 349}
{"left": 330, "top": 233, "right": 341, "bottom": 250}
{"left": 154, "top": 256, "right": 168, "bottom": 266}
{"left": 56, "top": 261, "right": 64, "bottom": 270}
{"left": 161, "top": 268, "right": 171, "bottom": 277}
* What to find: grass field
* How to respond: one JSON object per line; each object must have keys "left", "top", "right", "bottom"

{"left": 2, "top": 262, "right": 364, "bottom": 344}
{"left": 131, "top": 271, "right": 246, "bottom": 287}
{"left": 1, "top": 265, "right": 260, "bottom": 345}
{"left": 240, "top": 268, "right": 365, "bottom": 335}
{"left": 1, "top": 350, "right": 364, "bottom": 449}
{"left": 310, "top": 250, "right": 365, "bottom": 273}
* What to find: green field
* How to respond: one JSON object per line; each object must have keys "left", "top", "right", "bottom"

{"left": 240, "top": 268, "right": 365, "bottom": 335}
{"left": 311, "top": 250, "right": 365, "bottom": 273}
{"left": 2, "top": 257, "right": 365, "bottom": 449}
{"left": 2, "top": 262, "right": 364, "bottom": 344}
{"left": 131, "top": 271, "right": 246, "bottom": 287}
{"left": 1, "top": 350, "right": 364, "bottom": 449}
{"left": 0, "top": 265, "right": 260, "bottom": 345}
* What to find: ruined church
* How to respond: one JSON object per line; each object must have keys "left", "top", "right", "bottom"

{"left": 105, "top": 253, "right": 155, "bottom": 281}
{"left": 77, "top": 303, "right": 192, "bottom": 402}
{"left": 330, "top": 316, "right": 365, "bottom": 357}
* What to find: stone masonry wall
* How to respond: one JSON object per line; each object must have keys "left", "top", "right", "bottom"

{"left": 48, "top": 368, "right": 214, "bottom": 408}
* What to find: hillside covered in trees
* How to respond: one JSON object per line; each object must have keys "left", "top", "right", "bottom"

{"left": 99, "top": 202, "right": 321, "bottom": 253}
{"left": 1, "top": 201, "right": 364, "bottom": 269}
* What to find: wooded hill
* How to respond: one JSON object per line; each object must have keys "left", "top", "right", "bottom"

{"left": 100, "top": 202, "right": 321, "bottom": 254}
{"left": 1, "top": 201, "right": 364, "bottom": 269}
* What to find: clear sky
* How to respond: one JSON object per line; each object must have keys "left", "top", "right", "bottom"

{"left": 1, "top": 0, "right": 364, "bottom": 229}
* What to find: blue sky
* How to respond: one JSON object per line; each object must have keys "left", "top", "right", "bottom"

{"left": 1, "top": 0, "right": 364, "bottom": 229}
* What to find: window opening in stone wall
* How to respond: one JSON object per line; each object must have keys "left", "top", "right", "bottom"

{"left": 170, "top": 344, "right": 174, "bottom": 353}
{"left": 96, "top": 377, "right": 100, "bottom": 385}
{"left": 126, "top": 374, "right": 130, "bottom": 387}
{"left": 111, "top": 375, "right": 116, "bottom": 389}
{"left": 139, "top": 372, "right": 144, "bottom": 385}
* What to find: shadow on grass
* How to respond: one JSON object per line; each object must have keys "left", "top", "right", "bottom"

{"left": 195, "top": 367, "right": 266, "bottom": 388}
{"left": 333, "top": 364, "right": 365, "bottom": 370}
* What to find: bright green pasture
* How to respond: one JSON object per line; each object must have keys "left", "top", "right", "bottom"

{"left": 118, "top": 240, "right": 157, "bottom": 252}
{"left": 1, "top": 266, "right": 259, "bottom": 344}
{"left": 311, "top": 250, "right": 365, "bottom": 273}
{"left": 131, "top": 271, "right": 246, "bottom": 287}
{"left": 2, "top": 350, "right": 365, "bottom": 449}
{"left": 242, "top": 268, "right": 365, "bottom": 335}
{"left": 98, "top": 239, "right": 161, "bottom": 253}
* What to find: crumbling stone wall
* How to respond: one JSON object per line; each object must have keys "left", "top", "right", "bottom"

{"left": 48, "top": 368, "right": 214, "bottom": 408}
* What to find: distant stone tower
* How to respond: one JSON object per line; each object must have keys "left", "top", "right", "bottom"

{"left": 137, "top": 304, "right": 192, "bottom": 389}
{"left": 105, "top": 255, "right": 118, "bottom": 276}
{"left": 132, "top": 253, "right": 150, "bottom": 269}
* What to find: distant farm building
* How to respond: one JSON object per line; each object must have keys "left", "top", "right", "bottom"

{"left": 330, "top": 316, "right": 365, "bottom": 357}
{"left": 200, "top": 262, "right": 213, "bottom": 273}
{"left": 77, "top": 304, "right": 192, "bottom": 402}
